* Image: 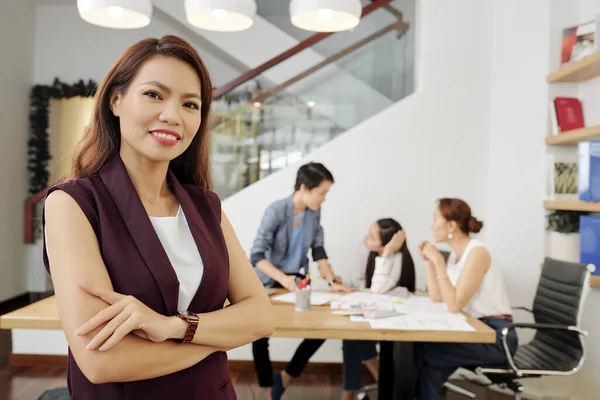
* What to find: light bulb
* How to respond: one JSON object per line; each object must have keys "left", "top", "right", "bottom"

{"left": 107, "top": 6, "right": 124, "bottom": 19}
{"left": 212, "top": 8, "right": 228, "bottom": 21}
{"left": 317, "top": 8, "right": 333, "bottom": 22}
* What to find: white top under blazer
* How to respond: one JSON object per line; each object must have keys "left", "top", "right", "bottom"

{"left": 149, "top": 206, "right": 204, "bottom": 312}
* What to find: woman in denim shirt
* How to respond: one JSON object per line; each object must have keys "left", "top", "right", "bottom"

{"left": 250, "top": 162, "right": 352, "bottom": 400}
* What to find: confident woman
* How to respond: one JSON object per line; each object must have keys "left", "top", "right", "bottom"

{"left": 44, "top": 35, "right": 274, "bottom": 399}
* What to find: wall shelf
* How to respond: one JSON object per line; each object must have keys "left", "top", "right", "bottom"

{"left": 547, "top": 51, "right": 600, "bottom": 83}
{"left": 544, "top": 200, "right": 600, "bottom": 212}
{"left": 545, "top": 125, "right": 600, "bottom": 145}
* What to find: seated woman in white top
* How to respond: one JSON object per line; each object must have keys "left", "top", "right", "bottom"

{"left": 340, "top": 218, "right": 416, "bottom": 400}
{"left": 416, "top": 198, "right": 517, "bottom": 400}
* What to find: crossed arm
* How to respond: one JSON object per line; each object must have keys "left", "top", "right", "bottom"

{"left": 45, "top": 190, "right": 274, "bottom": 384}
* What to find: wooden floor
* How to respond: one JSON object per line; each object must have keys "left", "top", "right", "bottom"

{"left": 0, "top": 365, "right": 523, "bottom": 400}
{"left": 0, "top": 366, "right": 67, "bottom": 400}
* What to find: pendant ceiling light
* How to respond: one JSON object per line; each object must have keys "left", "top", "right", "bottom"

{"left": 185, "top": 0, "right": 257, "bottom": 32}
{"left": 77, "top": 0, "right": 152, "bottom": 29}
{"left": 290, "top": 0, "right": 362, "bottom": 32}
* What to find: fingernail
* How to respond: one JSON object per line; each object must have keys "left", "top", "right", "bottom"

{"left": 86, "top": 343, "right": 93, "bottom": 350}
{"left": 98, "top": 345, "right": 107, "bottom": 352}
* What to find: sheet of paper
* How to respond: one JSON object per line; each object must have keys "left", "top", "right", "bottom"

{"left": 393, "top": 296, "right": 466, "bottom": 320}
{"left": 369, "top": 316, "right": 475, "bottom": 332}
{"left": 271, "top": 291, "right": 342, "bottom": 306}
{"left": 330, "top": 292, "right": 402, "bottom": 311}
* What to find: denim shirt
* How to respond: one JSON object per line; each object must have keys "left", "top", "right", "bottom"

{"left": 250, "top": 195, "right": 328, "bottom": 287}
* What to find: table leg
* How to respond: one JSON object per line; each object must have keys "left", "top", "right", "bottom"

{"left": 378, "top": 341, "right": 394, "bottom": 399}
{"left": 378, "top": 341, "right": 416, "bottom": 400}
{"left": 393, "top": 342, "right": 415, "bottom": 399}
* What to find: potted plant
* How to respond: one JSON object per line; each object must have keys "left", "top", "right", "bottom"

{"left": 546, "top": 210, "right": 586, "bottom": 262}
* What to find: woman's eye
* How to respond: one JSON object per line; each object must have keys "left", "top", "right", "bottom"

{"left": 144, "top": 91, "right": 161, "bottom": 100}
{"left": 184, "top": 102, "right": 199, "bottom": 110}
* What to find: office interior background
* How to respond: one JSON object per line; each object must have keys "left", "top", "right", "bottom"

{"left": 1, "top": 0, "right": 600, "bottom": 399}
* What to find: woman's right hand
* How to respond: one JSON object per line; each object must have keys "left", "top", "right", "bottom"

{"left": 418, "top": 241, "right": 443, "bottom": 264}
{"left": 382, "top": 230, "right": 406, "bottom": 258}
{"left": 279, "top": 275, "right": 297, "bottom": 292}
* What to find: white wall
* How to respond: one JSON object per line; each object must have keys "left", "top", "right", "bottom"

{"left": 223, "top": 0, "right": 494, "bottom": 363}
{"left": 484, "top": 0, "right": 579, "bottom": 396}
{"left": 33, "top": 4, "right": 243, "bottom": 87}
{"left": 0, "top": 1, "right": 35, "bottom": 302}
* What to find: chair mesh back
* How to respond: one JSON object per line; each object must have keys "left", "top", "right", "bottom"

{"left": 513, "top": 258, "right": 588, "bottom": 372}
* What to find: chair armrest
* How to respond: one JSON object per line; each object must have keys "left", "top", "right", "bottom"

{"left": 512, "top": 306, "right": 533, "bottom": 313}
{"left": 499, "top": 323, "right": 588, "bottom": 376}
{"left": 505, "top": 323, "right": 588, "bottom": 336}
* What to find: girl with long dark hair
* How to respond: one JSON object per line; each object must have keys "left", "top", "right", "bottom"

{"left": 340, "top": 218, "right": 416, "bottom": 400}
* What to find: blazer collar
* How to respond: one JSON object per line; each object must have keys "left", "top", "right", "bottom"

{"left": 99, "top": 156, "right": 184, "bottom": 314}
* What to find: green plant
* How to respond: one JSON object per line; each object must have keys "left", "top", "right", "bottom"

{"left": 546, "top": 210, "right": 587, "bottom": 233}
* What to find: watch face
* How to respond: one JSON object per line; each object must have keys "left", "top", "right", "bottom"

{"left": 180, "top": 311, "right": 199, "bottom": 321}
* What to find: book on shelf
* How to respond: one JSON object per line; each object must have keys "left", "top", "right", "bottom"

{"left": 578, "top": 142, "right": 600, "bottom": 202}
{"left": 580, "top": 215, "right": 600, "bottom": 276}
{"left": 549, "top": 97, "right": 585, "bottom": 135}
{"left": 546, "top": 153, "right": 578, "bottom": 200}
{"left": 561, "top": 17, "right": 600, "bottom": 65}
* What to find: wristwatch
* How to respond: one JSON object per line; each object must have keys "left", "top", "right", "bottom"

{"left": 176, "top": 311, "right": 199, "bottom": 344}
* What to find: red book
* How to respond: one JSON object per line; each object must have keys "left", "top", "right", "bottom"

{"left": 554, "top": 97, "right": 584, "bottom": 132}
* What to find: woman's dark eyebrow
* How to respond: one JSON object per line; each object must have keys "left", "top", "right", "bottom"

{"left": 142, "top": 81, "right": 201, "bottom": 100}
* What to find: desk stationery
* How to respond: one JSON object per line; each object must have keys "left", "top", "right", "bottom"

{"left": 1, "top": 290, "right": 495, "bottom": 399}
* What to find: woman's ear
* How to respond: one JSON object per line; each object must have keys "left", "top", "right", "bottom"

{"left": 109, "top": 91, "right": 122, "bottom": 117}
{"left": 447, "top": 220, "right": 458, "bottom": 235}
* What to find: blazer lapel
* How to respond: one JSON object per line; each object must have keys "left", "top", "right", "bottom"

{"left": 99, "top": 156, "right": 179, "bottom": 315}
{"left": 167, "top": 170, "right": 219, "bottom": 307}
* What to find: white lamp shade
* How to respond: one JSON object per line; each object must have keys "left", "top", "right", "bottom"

{"left": 77, "top": 0, "right": 152, "bottom": 29}
{"left": 185, "top": 0, "right": 257, "bottom": 32}
{"left": 290, "top": 0, "right": 362, "bottom": 32}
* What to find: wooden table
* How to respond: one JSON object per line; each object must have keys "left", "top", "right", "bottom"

{"left": 0, "top": 294, "right": 496, "bottom": 342}
{"left": 1, "top": 292, "right": 496, "bottom": 399}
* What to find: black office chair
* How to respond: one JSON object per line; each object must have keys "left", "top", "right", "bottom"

{"left": 444, "top": 257, "right": 593, "bottom": 400}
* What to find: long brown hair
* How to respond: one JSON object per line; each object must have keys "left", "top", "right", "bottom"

{"left": 438, "top": 198, "right": 483, "bottom": 234}
{"left": 69, "top": 35, "right": 213, "bottom": 187}
{"left": 365, "top": 218, "right": 416, "bottom": 292}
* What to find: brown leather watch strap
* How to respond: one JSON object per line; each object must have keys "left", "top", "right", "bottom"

{"left": 177, "top": 311, "right": 199, "bottom": 344}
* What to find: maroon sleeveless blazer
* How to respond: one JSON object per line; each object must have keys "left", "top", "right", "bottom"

{"left": 42, "top": 156, "right": 235, "bottom": 399}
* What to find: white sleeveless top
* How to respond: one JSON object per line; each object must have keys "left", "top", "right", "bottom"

{"left": 447, "top": 239, "right": 511, "bottom": 318}
{"left": 149, "top": 206, "right": 204, "bottom": 312}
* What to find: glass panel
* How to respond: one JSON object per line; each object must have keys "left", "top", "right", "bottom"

{"left": 210, "top": 1, "right": 416, "bottom": 199}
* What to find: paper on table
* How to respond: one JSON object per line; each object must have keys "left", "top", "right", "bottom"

{"left": 394, "top": 296, "right": 466, "bottom": 320}
{"left": 369, "top": 316, "right": 475, "bottom": 332}
{"left": 330, "top": 292, "right": 402, "bottom": 311}
{"left": 271, "top": 291, "right": 342, "bottom": 306}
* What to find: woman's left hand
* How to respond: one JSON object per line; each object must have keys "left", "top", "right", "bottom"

{"left": 75, "top": 282, "right": 177, "bottom": 351}
{"left": 418, "top": 241, "right": 444, "bottom": 264}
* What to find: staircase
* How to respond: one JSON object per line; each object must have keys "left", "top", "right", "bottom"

{"left": 23, "top": 0, "right": 415, "bottom": 245}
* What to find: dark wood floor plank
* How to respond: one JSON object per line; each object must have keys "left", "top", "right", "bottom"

{"left": 0, "top": 364, "right": 525, "bottom": 400}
